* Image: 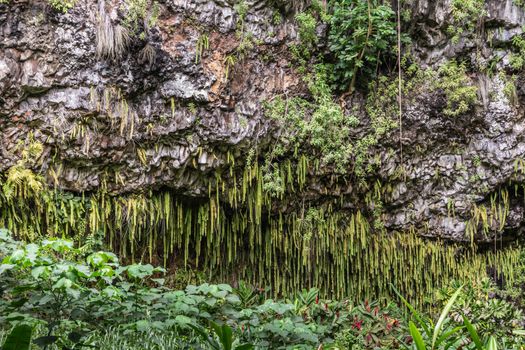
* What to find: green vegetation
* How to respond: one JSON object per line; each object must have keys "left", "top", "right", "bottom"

{"left": 295, "top": 12, "right": 317, "bottom": 48}
{"left": 96, "top": 1, "right": 131, "bottom": 61}
{"left": 264, "top": 58, "right": 428, "bottom": 182}
{"left": 2, "top": 2, "right": 525, "bottom": 349}
{"left": 122, "top": 0, "right": 160, "bottom": 38}
{"left": 264, "top": 65, "right": 357, "bottom": 181}
{"left": 0, "top": 0, "right": 77, "bottom": 12}
{"left": 435, "top": 61, "right": 478, "bottom": 117}
{"left": 447, "top": 0, "right": 486, "bottom": 44}
{"left": 291, "top": 11, "right": 320, "bottom": 63}
{"left": 1, "top": 145, "right": 523, "bottom": 308}
{"left": 503, "top": 74, "right": 519, "bottom": 105}
{"left": 1, "top": 233, "right": 524, "bottom": 349}
{"left": 195, "top": 33, "right": 210, "bottom": 64}
{"left": 47, "top": 0, "right": 77, "bottom": 12}
{"left": 328, "top": 0, "right": 398, "bottom": 92}
{"left": 509, "top": 35, "right": 525, "bottom": 70}
{"left": 404, "top": 280, "right": 525, "bottom": 349}
{"left": 94, "top": 0, "right": 159, "bottom": 62}
{"left": 513, "top": 0, "right": 525, "bottom": 8}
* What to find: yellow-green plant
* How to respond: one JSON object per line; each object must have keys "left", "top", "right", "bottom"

{"left": 447, "top": 0, "right": 485, "bottom": 44}
{"left": 195, "top": 34, "right": 210, "bottom": 64}
{"left": 436, "top": 61, "right": 478, "bottom": 117}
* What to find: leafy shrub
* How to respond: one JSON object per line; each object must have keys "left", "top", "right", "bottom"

{"left": 47, "top": 0, "right": 77, "bottom": 12}
{"left": 334, "top": 300, "right": 406, "bottom": 349}
{"left": 0, "top": 0, "right": 77, "bottom": 12}
{"left": 264, "top": 64, "right": 358, "bottom": 190}
{"left": 399, "top": 282, "right": 525, "bottom": 350}
{"left": 437, "top": 279, "right": 525, "bottom": 348}
{"left": 328, "top": 0, "right": 397, "bottom": 92}
{"left": 0, "top": 232, "right": 405, "bottom": 349}
{"left": 3, "top": 232, "right": 524, "bottom": 349}
{"left": 122, "top": 0, "right": 160, "bottom": 38}
{"left": 435, "top": 60, "right": 478, "bottom": 117}
{"left": 509, "top": 35, "right": 525, "bottom": 70}
{"left": 447, "top": 0, "right": 485, "bottom": 44}
{"left": 295, "top": 12, "right": 318, "bottom": 48}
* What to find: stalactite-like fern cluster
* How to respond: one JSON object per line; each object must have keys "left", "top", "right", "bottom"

{"left": 0, "top": 149, "right": 523, "bottom": 309}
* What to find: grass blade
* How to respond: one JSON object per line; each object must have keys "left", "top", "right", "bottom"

{"left": 462, "top": 315, "right": 484, "bottom": 350}
{"left": 409, "top": 321, "right": 427, "bottom": 350}
{"left": 432, "top": 285, "right": 463, "bottom": 349}
{"left": 434, "top": 326, "right": 463, "bottom": 348}
{"left": 512, "top": 329, "right": 525, "bottom": 336}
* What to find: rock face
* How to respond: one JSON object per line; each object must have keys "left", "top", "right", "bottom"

{"left": 1, "top": 0, "right": 525, "bottom": 247}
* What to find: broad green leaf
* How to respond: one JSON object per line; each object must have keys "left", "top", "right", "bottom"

{"left": 0, "top": 229, "right": 11, "bottom": 241}
{"left": 220, "top": 323, "right": 233, "bottom": 350}
{"left": 24, "top": 244, "right": 39, "bottom": 262}
{"left": 174, "top": 315, "right": 192, "bottom": 325}
{"left": 409, "top": 321, "right": 426, "bottom": 350}
{"left": 218, "top": 284, "right": 233, "bottom": 292}
{"left": 2, "top": 324, "right": 32, "bottom": 350}
{"left": 52, "top": 277, "right": 73, "bottom": 290}
{"left": 73, "top": 264, "right": 91, "bottom": 278}
{"left": 135, "top": 320, "right": 150, "bottom": 332}
{"left": 152, "top": 278, "right": 165, "bottom": 286}
{"left": 9, "top": 250, "right": 25, "bottom": 263}
{"left": 30, "top": 266, "right": 47, "bottom": 279}
{"left": 211, "top": 290, "right": 228, "bottom": 299}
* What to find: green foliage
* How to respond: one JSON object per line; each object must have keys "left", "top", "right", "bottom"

{"left": 47, "top": 0, "right": 77, "bottom": 12}
{"left": 0, "top": 233, "right": 167, "bottom": 348}
{"left": 435, "top": 61, "right": 478, "bottom": 117}
{"left": 447, "top": 0, "right": 486, "bottom": 44}
{"left": 504, "top": 250, "right": 525, "bottom": 310}
{"left": 0, "top": 233, "right": 405, "bottom": 349}
{"left": 503, "top": 74, "right": 519, "bottom": 105}
{"left": 295, "top": 12, "right": 317, "bottom": 47}
{"left": 234, "top": 0, "right": 249, "bottom": 32}
{"left": 1, "top": 325, "right": 32, "bottom": 350}
{"left": 328, "top": 0, "right": 397, "bottom": 92}
{"left": 509, "top": 35, "right": 525, "bottom": 70}
{"left": 195, "top": 33, "right": 210, "bottom": 64}
{"left": 291, "top": 10, "right": 320, "bottom": 62}
{"left": 401, "top": 286, "right": 469, "bottom": 349}
{"left": 514, "top": 0, "right": 525, "bottom": 8}
{"left": 398, "top": 280, "right": 525, "bottom": 350}
{"left": 96, "top": 1, "right": 130, "bottom": 61}
{"left": 2, "top": 233, "right": 525, "bottom": 349}
{"left": 0, "top": 0, "right": 77, "bottom": 13}
{"left": 437, "top": 279, "right": 525, "bottom": 348}
{"left": 334, "top": 301, "right": 406, "bottom": 349}
{"left": 190, "top": 321, "right": 253, "bottom": 350}
{"left": 264, "top": 64, "right": 357, "bottom": 186}
{"left": 122, "top": 0, "right": 160, "bottom": 39}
